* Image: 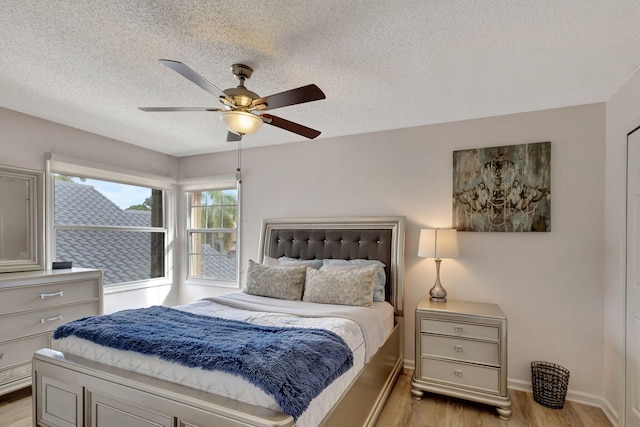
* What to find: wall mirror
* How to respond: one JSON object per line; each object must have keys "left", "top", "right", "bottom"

{"left": 0, "top": 164, "right": 45, "bottom": 273}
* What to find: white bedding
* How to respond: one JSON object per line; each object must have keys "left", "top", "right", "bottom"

{"left": 56, "top": 293, "right": 395, "bottom": 427}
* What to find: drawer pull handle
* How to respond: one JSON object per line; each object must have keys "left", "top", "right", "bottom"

{"left": 0, "top": 353, "right": 3, "bottom": 360}
{"left": 454, "top": 345, "right": 464, "bottom": 352}
{"left": 40, "top": 315, "right": 63, "bottom": 324}
{"left": 454, "top": 369, "right": 463, "bottom": 377}
{"left": 454, "top": 326, "right": 464, "bottom": 333}
{"left": 40, "top": 291, "right": 64, "bottom": 299}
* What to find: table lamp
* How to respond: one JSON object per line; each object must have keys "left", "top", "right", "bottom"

{"left": 418, "top": 228, "right": 459, "bottom": 302}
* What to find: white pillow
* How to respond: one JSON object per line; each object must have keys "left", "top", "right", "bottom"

{"left": 263, "top": 256, "right": 322, "bottom": 269}
{"left": 302, "top": 265, "right": 377, "bottom": 307}
{"left": 321, "top": 259, "right": 386, "bottom": 302}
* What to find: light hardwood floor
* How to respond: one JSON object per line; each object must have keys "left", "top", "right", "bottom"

{"left": 375, "top": 371, "right": 613, "bottom": 427}
{"left": 0, "top": 387, "right": 31, "bottom": 427}
{"left": 0, "top": 372, "right": 614, "bottom": 427}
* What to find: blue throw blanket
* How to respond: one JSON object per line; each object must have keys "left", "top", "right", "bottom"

{"left": 53, "top": 306, "right": 353, "bottom": 420}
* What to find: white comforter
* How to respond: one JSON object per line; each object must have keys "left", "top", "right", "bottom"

{"left": 57, "top": 293, "right": 394, "bottom": 427}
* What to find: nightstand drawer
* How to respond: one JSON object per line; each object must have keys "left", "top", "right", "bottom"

{"left": 421, "top": 334, "right": 499, "bottom": 365}
{"left": 420, "top": 358, "right": 500, "bottom": 393}
{"left": 421, "top": 318, "right": 499, "bottom": 341}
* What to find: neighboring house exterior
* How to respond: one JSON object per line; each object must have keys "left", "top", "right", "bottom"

{"left": 54, "top": 180, "right": 155, "bottom": 285}
{"left": 199, "top": 244, "right": 236, "bottom": 282}
{"left": 54, "top": 180, "right": 235, "bottom": 284}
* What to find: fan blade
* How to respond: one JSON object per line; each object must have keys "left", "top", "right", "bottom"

{"left": 253, "top": 84, "right": 325, "bottom": 111}
{"left": 159, "top": 59, "right": 230, "bottom": 102}
{"left": 227, "top": 132, "right": 242, "bottom": 142}
{"left": 138, "top": 107, "right": 222, "bottom": 112}
{"left": 262, "top": 114, "right": 321, "bottom": 139}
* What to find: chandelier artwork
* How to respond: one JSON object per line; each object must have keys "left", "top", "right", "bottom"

{"left": 452, "top": 142, "right": 551, "bottom": 232}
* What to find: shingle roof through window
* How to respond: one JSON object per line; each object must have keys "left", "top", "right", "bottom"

{"left": 54, "top": 181, "right": 236, "bottom": 285}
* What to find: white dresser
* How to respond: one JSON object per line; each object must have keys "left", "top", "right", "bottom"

{"left": 0, "top": 268, "right": 102, "bottom": 395}
{"left": 410, "top": 298, "right": 512, "bottom": 420}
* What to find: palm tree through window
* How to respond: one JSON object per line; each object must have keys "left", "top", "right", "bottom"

{"left": 187, "top": 189, "right": 238, "bottom": 282}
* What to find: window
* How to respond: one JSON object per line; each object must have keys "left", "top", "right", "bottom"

{"left": 52, "top": 173, "right": 168, "bottom": 286}
{"left": 187, "top": 187, "right": 238, "bottom": 283}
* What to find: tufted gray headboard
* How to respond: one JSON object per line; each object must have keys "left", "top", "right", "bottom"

{"left": 258, "top": 217, "right": 405, "bottom": 314}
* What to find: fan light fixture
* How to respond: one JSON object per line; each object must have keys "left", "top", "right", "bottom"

{"left": 220, "top": 111, "right": 263, "bottom": 135}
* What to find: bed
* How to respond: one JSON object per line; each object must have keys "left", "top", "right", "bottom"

{"left": 32, "top": 216, "right": 405, "bottom": 427}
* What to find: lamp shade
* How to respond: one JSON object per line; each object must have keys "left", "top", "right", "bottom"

{"left": 220, "top": 111, "right": 263, "bottom": 135}
{"left": 418, "top": 228, "right": 459, "bottom": 259}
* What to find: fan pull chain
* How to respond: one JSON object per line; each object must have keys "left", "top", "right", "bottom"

{"left": 236, "top": 140, "right": 242, "bottom": 184}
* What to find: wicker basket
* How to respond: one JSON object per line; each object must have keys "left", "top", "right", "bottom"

{"left": 531, "top": 361, "right": 570, "bottom": 409}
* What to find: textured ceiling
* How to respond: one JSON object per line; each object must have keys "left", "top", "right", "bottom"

{"left": 1, "top": 1, "right": 640, "bottom": 157}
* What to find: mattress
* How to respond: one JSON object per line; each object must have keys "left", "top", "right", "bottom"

{"left": 56, "top": 293, "right": 395, "bottom": 427}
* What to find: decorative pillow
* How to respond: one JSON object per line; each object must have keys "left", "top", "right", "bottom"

{"left": 263, "top": 256, "right": 322, "bottom": 269}
{"left": 302, "top": 265, "right": 377, "bottom": 307}
{"left": 321, "top": 259, "right": 386, "bottom": 302}
{"left": 243, "top": 260, "right": 306, "bottom": 300}
{"left": 319, "top": 264, "right": 382, "bottom": 293}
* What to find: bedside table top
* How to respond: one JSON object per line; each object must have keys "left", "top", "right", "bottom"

{"left": 416, "top": 298, "right": 505, "bottom": 319}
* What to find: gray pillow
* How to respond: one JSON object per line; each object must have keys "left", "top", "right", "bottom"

{"left": 243, "top": 260, "right": 306, "bottom": 300}
{"left": 321, "top": 259, "right": 386, "bottom": 302}
{"left": 302, "top": 265, "right": 377, "bottom": 307}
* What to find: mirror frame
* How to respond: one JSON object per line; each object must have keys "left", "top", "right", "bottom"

{"left": 0, "top": 164, "right": 45, "bottom": 273}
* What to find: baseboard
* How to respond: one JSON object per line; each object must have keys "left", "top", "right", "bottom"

{"left": 600, "top": 399, "right": 619, "bottom": 427}
{"left": 508, "top": 378, "right": 619, "bottom": 427}
{"left": 403, "top": 359, "right": 415, "bottom": 371}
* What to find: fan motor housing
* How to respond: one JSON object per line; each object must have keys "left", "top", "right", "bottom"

{"left": 224, "top": 87, "right": 260, "bottom": 108}
{"left": 225, "top": 64, "right": 259, "bottom": 108}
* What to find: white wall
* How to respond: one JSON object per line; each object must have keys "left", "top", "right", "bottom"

{"left": 605, "top": 67, "right": 640, "bottom": 423}
{"left": 0, "top": 107, "right": 180, "bottom": 309}
{"left": 0, "top": 107, "right": 177, "bottom": 177}
{"left": 179, "top": 104, "right": 607, "bottom": 401}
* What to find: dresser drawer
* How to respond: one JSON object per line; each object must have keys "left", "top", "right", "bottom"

{"left": 421, "top": 334, "right": 500, "bottom": 365}
{"left": 0, "top": 361, "right": 32, "bottom": 387}
{"left": 0, "top": 279, "right": 100, "bottom": 315}
{"left": 0, "top": 333, "right": 49, "bottom": 369}
{"left": 0, "top": 302, "right": 99, "bottom": 342}
{"left": 420, "top": 357, "right": 500, "bottom": 394}
{"left": 421, "top": 318, "right": 499, "bottom": 341}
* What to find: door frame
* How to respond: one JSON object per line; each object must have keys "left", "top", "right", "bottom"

{"left": 626, "top": 124, "right": 640, "bottom": 427}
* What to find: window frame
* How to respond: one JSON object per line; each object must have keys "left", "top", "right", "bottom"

{"left": 46, "top": 153, "right": 176, "bottom": 293}
{"left": 180, "top": 175, "right": 241, "bottom": 288}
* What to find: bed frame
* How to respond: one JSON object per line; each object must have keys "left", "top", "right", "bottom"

{"left": 32, "top": 216, "right": 405, "bottom": 427}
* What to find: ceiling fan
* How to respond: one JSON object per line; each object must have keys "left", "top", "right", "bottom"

{"left": 139, "top": 60, "right": 326, "bottom": 142}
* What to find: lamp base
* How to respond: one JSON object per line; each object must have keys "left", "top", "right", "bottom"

{"left": 429, "top": 258, "right": 447, "bottom": 303}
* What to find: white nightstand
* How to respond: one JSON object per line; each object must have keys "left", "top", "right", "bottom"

{"left": 410, "top": 298, "right": 512, "bottom": 420}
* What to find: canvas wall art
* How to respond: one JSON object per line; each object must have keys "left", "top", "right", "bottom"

{"left": 453, "top": 141, "right": 551, "bottom": 232}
